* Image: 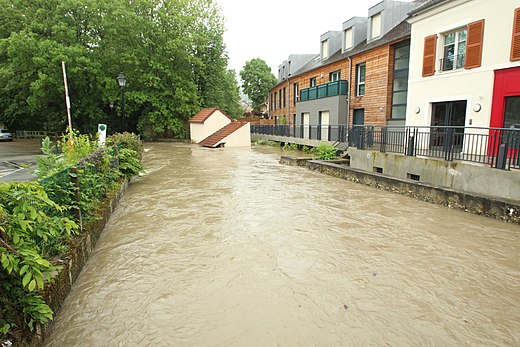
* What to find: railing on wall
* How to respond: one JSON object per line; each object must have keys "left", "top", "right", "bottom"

{"left": 299, "top": 80, "right": 348, "bottom": 102}
{"left": 251, "top": 124, "right": 520, "bottom": 170}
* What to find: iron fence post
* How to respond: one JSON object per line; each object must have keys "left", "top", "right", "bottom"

{"left": 444, "top": 127, "right": 454, "bottom": 161}
{"left": 495, "top": 142, "right": 508, "bottom": 170}
{"left": 380, "top": 127, "right": 387, "bottom": 153}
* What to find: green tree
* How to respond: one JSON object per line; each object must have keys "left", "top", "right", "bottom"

{"left": 240, "top": 58, "right": 277, "bottom": 110}
{"left": 0, "top": 0, "right": 238, "bottom": 138}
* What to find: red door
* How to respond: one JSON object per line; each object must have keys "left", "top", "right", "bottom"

{"left": 489, "top": 67, "right": 520, "bottom": 159}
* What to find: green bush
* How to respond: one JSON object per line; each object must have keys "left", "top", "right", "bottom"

{"left": 315, "top": 142, "right": 337, "bottom": 160}
{"left": 283, "top": 143, "right": 298, "bottom": 151}
{"left": 301, "top": 145, "right": 317, "bottom": 155}
{"left": 106, "top": 132, "right": 143, "bottom": 158}
{"left": 1, "top": 130, "right": 145, "bottom": 343}
{"left": 118, "top": 148, "right": 145, "bottom": 178}
{"left": 0, "top": 182, "right": 78, "bottom": 341}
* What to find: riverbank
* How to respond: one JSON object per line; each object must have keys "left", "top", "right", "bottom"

{"left": 24, "top": 178, "right": 130, "bottom": 346}
{"left": 280, "top": 155, "right": 520, "bottom": 224}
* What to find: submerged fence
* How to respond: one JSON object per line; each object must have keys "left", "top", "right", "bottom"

{"left": 251, "top": 124, "right": 520, "bottom": 170}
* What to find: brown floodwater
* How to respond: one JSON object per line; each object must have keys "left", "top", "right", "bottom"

{"left": 44, "top": 143, "right": 520, "bottom": 346}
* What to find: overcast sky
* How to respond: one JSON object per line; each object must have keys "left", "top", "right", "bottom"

{"left": 216, "top": 0, "right": 383, "bottom": 78}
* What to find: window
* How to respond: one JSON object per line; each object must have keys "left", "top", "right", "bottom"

{"left": 329, "top": 71, "right": 340, "bottom": 82}
{"left": 293, "top": 83, "right": 298, "bottom": 105}
{"left": 270, "top": 93, "right": 273, "bottom": 111}
{"left": 391, "top": 43, "right": 410, "bottom": 120}
{"left": 278, "top": 90, "right": 282, "bottom": 109}
{"left": 310, "top": 77, "right": 316, "bottom": 87}
{"left": 441, "top": 28, "right": 467, "bottom": 71}
{"left": 273, "top": 93, "right": 277, "bottom": 110}
{"left": 282, "top": 66, "right": 286, "bottom": 80}
{"left": 321, "top": 39, "right": 329, "bottom": 59}
{"left": 370, "top": 13, "right": 381, "bottom": 39}
{"left": 344, "top": 28, "right": 353, "bottom": 50}
{"left": 356, "top": 63, "right": 366, "bottom": 96}
{"left": 283, "top": 88, "right": 286, "bottom": 108}
{"left": 504, "top": 96, "right": 520, "bottom": 128}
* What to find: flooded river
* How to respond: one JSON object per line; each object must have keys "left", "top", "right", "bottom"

{"left": 44, "top": 143, "right": 520, "bottom": 346}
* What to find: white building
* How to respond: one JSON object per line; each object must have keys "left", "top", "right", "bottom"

{"left": 406, "top": 0, "right": 520, "bottom": 133}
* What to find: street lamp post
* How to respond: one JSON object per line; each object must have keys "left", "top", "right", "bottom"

{"left": 117, "top": 72, "right": 126, "bottom": 131}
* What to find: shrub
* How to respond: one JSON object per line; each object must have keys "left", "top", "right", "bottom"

{"left": 106, "top": 132, "right": 143, "bottom": 158}
{"left": 0, "top": 182, "right": 78, "bottom": 341}
{"left": 117, "top": 148, "right": 145, "bottom": 178}
{"left": 315, "top": 142, "right": 337, "bottom": 160}
{"left": 283, "top": 143, "right": 298, "bottom": 151}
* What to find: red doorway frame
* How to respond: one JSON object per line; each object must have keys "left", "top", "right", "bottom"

{"left": 488, "top": 67, "right": 520, "bottom": 159}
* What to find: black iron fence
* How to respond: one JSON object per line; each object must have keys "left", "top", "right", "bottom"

{"left": 251, "top": 124, "right": 520, "bottom": 170}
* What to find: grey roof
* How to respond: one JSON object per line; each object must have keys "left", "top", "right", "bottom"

{"left": 408, "top": 0, "right": 449, "bottom": 17}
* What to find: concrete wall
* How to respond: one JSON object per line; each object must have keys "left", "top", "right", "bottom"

{"left": 223, "top": 123, "right": 251, "bottom": 147}
{"left": 280, "top": 155, "right": 520, "bottom": 224}
{"left": 406, "top": 0, "right": 520, "bottom": 128}
{"left": 190, "top": 111, "right": 231, "bottom": 143}
{"left": 347, "top": 147, "right": 520, "bottom": 201}
{"left": 296, "top": 95, "right": 348, "bottom": 126}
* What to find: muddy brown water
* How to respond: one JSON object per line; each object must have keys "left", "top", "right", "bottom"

{"left": 44, "top": 143, "right": 520, "bottom": 346}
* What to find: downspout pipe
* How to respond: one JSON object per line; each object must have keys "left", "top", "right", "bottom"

{"left": 347, "top": 56, "right": 352, "bottom": 130}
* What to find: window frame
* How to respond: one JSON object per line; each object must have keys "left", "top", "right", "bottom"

{"left": 329, "top": 70, "right": 341, "bottom": 82}
{"left": 441, "top": 27, "right": 467, "bottom": 72}
{"left": 321, "top": 39, "right": 329, "bottom": 60}
{"left": 310, "top": 77, "right": 317, "bottom": 88}
{"left": 344, "top": 28, "right": 353, "bottom": 51}
{"left": 355, "top": 63, "right": 366, "bottom": 97}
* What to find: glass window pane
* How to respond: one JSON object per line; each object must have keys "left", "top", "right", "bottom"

{"left": 395, "top": 45, "right": 410, "bottom": 59}
{"left": 505, "top": 96, "right": 520, "bottom": 128}
{"left": 445, "top": 32, "right": 455, "bottom": 45}
{"left": 392, "top": 105, "right": 406, "bottom": 119}
{"left": 359, "top": 64, "right": 366, "bottom": 82}
{"left": 458, "top": 29, "right": 467, "bottom": 42}
{"left": 395, "top": 57, "right": 409, "bottom": 70}
{"left": 393, "top": 78, "right": 408, "bottom": 91}
{"left": 358, "top": 84, "right": 365, "bottom": 96}
{"left": 392, "top": 91, "right": 408, "bottom": 105}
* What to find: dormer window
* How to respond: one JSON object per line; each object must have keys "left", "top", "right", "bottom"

{"left": 321, "top": 39, "right": 329, "bottom": 59}
{"left": 344, "top": 28, "right": 353, "bottom": 50}
{"left": 370, "top": 12, "right": 381, "bottom": 39}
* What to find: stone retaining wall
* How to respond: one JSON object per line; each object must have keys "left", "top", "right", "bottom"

{"left": 280, "top": 155, "right": 520, "bottom": 224}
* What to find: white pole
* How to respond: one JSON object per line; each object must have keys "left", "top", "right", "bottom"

{"left": 61, "top": 61, "right": 73, "bottom": 133}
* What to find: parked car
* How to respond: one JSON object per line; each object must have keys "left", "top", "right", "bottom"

{"left": 0, "top": 128, "right": 13, "bottom": 141}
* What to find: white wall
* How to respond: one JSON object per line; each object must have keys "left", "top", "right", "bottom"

{"left": 221, "top": 123, "right": 251, "bottom": 147}
{"left": 406, "top": 0, "right": 520, "bottom": 128}
{"left": 190, "top": 110, "right": 231, "bottom": 143}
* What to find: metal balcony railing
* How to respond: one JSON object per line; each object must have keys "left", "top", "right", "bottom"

{"left": 440, "top": 53, "right": 465, "bottom": 71}
{"left": 299, "top": 80, "right": 348, "bottom": 102}
{"left": 250, "top": 124, "right": 520, "bottom": 170}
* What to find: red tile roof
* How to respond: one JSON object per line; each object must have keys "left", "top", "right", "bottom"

{"left": 189, "top": 108, "right": 232, "bottom": 123}
{"left": 199, "top": 122, "right": 248, "bottom": 148}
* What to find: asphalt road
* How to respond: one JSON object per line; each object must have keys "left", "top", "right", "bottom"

{"left": 0, "top": 139, "right": 43, "bottom": 181}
